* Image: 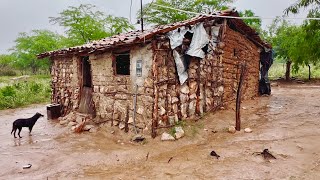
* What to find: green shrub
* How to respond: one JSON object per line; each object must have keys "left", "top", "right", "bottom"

{"left": 0, "top": 86, "right": 16, "bottom": 97}
{"left": 0, "top": 76, "right": 51, "bottom": 110}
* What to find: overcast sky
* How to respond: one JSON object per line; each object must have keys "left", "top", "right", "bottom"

{"left": 0, "top": 0, "right": 306, "bottom": 54}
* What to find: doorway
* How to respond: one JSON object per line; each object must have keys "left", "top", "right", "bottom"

{"left": 78, "top": 56, "right": 95, "bottom": 115}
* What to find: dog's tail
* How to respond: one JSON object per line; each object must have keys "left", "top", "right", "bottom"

{"left": 11, "top": 125, "right": 15, "bottom": 134}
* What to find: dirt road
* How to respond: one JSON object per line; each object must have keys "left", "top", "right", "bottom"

{"left": 0, "top": 82, "right": 320, "bottom": 180}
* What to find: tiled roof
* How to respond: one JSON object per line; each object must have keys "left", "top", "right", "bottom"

{"left": 37, "top": 11, "right": 270, "bottom": 59}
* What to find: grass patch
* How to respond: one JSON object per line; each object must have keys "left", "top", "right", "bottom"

{"left": 269, "top": 62, "right": 320, "bottom": 80}
{"left": 0, "top": 75, "right": 51, "bottom": 109}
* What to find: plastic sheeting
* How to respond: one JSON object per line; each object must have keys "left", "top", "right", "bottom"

{"left": 186, "top": 22, "right": 210, "bottom": 58}
{"left": 167, "top": 22, "right": 219, "bottom": 85}
{"left": 168, "top": 26, "right": 189, "bottom": 49}
{"left": 173, "top": 50, "right": 188, "bottom": 84}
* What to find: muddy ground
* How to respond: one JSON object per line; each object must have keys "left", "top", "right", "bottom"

{"left": 0, "top": 81, "right": 320, "bottom": 180}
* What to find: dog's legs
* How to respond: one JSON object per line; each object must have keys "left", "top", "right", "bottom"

{"left": 13, "top": 128, "right": 17, "bottom": 138}
{"left": 18, "top": 127, "right": 22, "bottom": 138}
{"left": 28, "top": 126, "right": 33, "bottom": 136}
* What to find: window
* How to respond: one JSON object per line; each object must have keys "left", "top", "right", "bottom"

{"left": 115, "top": 51, "right": 130, "bottom": 75}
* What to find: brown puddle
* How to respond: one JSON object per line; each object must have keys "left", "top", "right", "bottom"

{"left": 0, "top": 83, "right": 320, "bottom": 179}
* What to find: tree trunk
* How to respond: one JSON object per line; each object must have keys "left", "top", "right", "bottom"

{"left": 308, "top": 64, "right": 311, "bottom": 80}
{"left": 285, "top": 60, "right": 291, "bottom": 81}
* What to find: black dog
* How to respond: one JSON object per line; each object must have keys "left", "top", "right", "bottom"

{"left": 11, "top": 112, "right": 44, "bottom": 138}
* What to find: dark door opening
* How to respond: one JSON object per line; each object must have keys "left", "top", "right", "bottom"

{"left": 82, "top": 56, "right": 92, "bottom": 87}
{"left": 79, "top": 56, "right": 95, "bottom": 115}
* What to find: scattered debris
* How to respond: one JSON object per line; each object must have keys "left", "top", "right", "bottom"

{"left": 23, "top": 164, "right": 32, "bottom": 169}
{"left": 174, "top": 126, "right": 185, "bottom": 139}
{"left": 228, "top": 126, "right": 236, "bottom": 134}
{"left": 210, "top": 150, "right": 220, "bottom": 159}
{"left": 253, "top": 149, "right": 276, "bottom": 160}
{"left": 212, "top": 130, "right": 218, "bottom": 133}
{"left": 75, "top": 118, "right": 87, "bottom": 133}
{"left": 132, "top": 134, "right": 145, "bottom": 142}
{"left": 161, "top": 132, "right": 175, "bottom": 141}
{"left": 244, "top": 128, "right": 253, "bottom": 133}
{"left": 168, "top": 157, "right": 173, "bottom": 163}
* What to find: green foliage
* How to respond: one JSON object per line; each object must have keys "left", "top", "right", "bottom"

{"left": 0, "top": 86, "right": 16, "bottom": 97}
{"left": 11, "top": 30, "right": 66, "bottom": 74}
{"left": 0, "top": 76, "right": 51, "bottom": 109}
{"left": 238, "top": 10, "right": 262, "bottom": 34}
{"left": 0, "top": 54, "right": 17, "bottom": 76}
{"left": 285, "top": 0, "right": 319, "bottom": 15}
{"left": 140, "top": 0, "right": 233, "bottom": 25}
{"left": 50, "top": 4, "right": 134, "bottom": 46}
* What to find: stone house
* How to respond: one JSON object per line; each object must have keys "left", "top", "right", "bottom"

{"left": 38, "top": 10, "right": 271, "bottom": 136}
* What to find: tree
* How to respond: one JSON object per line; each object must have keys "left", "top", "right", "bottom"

{"left": 0, "top": 54, "right": 15, "bottom": 70}
{"left": 285, "top": 0, "right": 320, "bottom": 80}
{"left": 267, "top": 18, "right": 317, "bottom": 80}
{"left": 50, "top": 4, "right": 134, "bottom": 46}
{"left": 238, "top": 10, "right": 262, "bottom": 34}
{"left": 11, "top": 30, "right": 65, "bottom": 74}
{"left": 140, "top": 0, "right": 234, "bottom": 25}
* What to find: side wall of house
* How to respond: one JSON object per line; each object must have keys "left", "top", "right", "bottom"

{"left": 90, "top": 43, "right": 154, "bottom": 131}
{"left": 221, "top": 25, "right": 260, "bottom": 105}
{"left": 50, "top": 56, "right": 81, "bottom": 116}
{"left": 153, "top": 38, "right": 224, "bottom": 127}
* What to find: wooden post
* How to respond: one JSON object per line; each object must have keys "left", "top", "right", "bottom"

{"left": 285, "top": 60, "right": 291, "bottom": 81}
{"left": 236, "top": 63, "right": 246, "bottom": 131}
{"left": 308, "top": 64, "right": 311, "bottom": 80}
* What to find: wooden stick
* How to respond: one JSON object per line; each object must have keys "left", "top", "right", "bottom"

{"left": 235, "top": 63, "right": 246, "bottom": 131}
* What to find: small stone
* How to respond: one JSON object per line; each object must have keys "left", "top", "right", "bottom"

{"left": 59, "top": 120, "right": 68, "bottom": 126}
{"left": 132, "top": 134, "right": 145, "bottom": 142}
{"left": 119, "top": 123, "right": 125, "bottom": 130}
{"left": 180, "top": 85, "right": 190, "bottom": 94}
{"left": 160, "top": 106, "right": 166, "bottom": 116}
{"left": 220, "top": 107, "right": 225, "bottom": 110}
{"left": 137, "top": 107, "right": 144, "bottom": 115}
{"left": 228, "top": 126, "right": 236, "bottom": 134}
{"left": 110, "top": 131, "right": 115, "bottom": 134}
{"left": 76, "top": 117, "right": 83, "bottom": 124}
{"left": 171, "top": 97, "right": 179, "bottom": 104}
{"left": 68, "top": 122, "right": 77, "bottom": 127}
{"left": 161, "top": 132, "right": 175, "bottom": 141}
{"left": 174, "top": 127, "right": 185, "bottom": 139}
{"left": 204, "top": 128, "right": 208, "bottom": 131}
{"left": 242, "top": 107, "right": 247, "bottom": 110}
{"left": 244, "top": 128, "right": 253, "bottom": 133}
{"left": 89, "top": 127, "right": 97, "bottom": 133}
{"left": 83, "top": 125, "right": 95, "bottom": 131}
{"left": 128, "top": 117, "right": 133, "bottom": 124}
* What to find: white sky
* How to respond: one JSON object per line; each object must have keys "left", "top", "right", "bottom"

{"left": 0, "top": 0, "right": 307, "bottom": 54}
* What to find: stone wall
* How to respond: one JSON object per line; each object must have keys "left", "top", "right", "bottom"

{"left": 90, "top": 44, "right": 154, "bottom": 132}
{"left": 221, "top": 25, "right": 260, "bottom": 105}
{"left": 152, "top": 39, "right": 224, "bottom": 128}
{"left": 51, "top": 56, "right": 80, "bottom": 116}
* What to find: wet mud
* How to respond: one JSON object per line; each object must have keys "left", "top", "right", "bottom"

{"left": 1, "top": 82, "right": 320, "bottom": 179}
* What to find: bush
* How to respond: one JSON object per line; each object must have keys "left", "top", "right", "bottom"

{"left": 0, "top": 69, "right": 17, "bottom": 76}
{"left": 0, "top": 86, "right": 16, "bottom": 97}
{"left": 0, "top": 77, "right": 51, "bottom": 110}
